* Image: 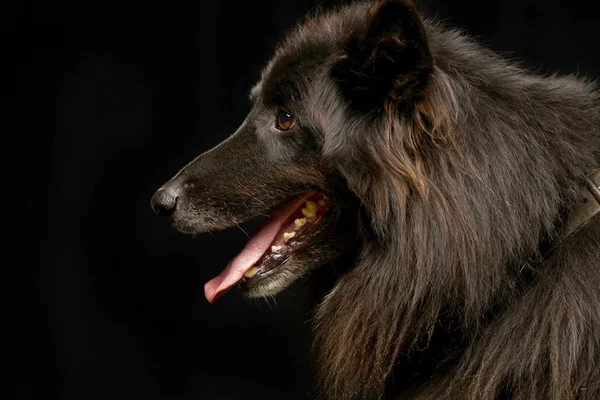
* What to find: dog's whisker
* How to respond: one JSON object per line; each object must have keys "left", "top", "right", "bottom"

{"left": 263, "top": 295, "right": 273, "bottom": 310}
{"left": 235, "top": 222, "right": 250, "bottom": 239}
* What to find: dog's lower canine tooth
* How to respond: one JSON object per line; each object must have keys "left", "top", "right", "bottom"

{"left": 271, "top": 245, "right": 282, "bottom": 253}
{"left": 244, "top": 267, "right": 259, "bottom": 279}
{"left": 283, "top": 231, "right": 296, "bottom": 242}
{"left": 294, "top": 218, "right": 307, "bottom": 230}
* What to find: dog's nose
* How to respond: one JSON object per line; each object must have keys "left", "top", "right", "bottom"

{"left": 151, "top": 188, "right": 178, "bottom": 217}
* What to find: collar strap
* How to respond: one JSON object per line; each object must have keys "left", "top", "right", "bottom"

{"left": 554, "top": 169, "right": 600, "bottom": 250}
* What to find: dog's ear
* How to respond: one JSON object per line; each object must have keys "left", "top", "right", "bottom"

{"left": 331, "top": 0, "right": 433, "bottom": 112}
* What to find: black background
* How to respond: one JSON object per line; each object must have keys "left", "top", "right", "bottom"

{"left": 17, "top": 0, "right": 600, "bottom": 399}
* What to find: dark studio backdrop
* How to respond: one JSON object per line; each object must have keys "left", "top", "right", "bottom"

{"left": 18, "top": 0, "right": 600, "bottom": 399}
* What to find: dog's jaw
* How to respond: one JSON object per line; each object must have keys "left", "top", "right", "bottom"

{"left": 203, "top": 191, "right": 334, "bottom": 302}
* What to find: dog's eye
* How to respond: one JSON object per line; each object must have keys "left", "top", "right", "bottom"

{"left": 276, "top": 111, "right": 297, "bottom": 131}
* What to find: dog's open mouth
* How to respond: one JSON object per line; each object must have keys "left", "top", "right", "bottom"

{"left": 204, "top": 191, "right": 332, "bottom": 303}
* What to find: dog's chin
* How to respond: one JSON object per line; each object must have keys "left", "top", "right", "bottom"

{"left": 240, "top": 257, "right": 313, "bottom": 298}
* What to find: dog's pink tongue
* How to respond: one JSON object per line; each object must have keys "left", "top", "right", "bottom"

{"left": 203, "top": 194, "right": 309, "bottom": 303}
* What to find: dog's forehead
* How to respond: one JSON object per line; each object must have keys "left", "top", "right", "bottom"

{"left": 252, "top": 44, "right": 331, "bottom": 107}
{"left": 250, "top": 3, "right": 370, "bottom": 105}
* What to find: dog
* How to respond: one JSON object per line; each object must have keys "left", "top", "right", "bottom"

{"left": 151, "top": 0, "right": 600, "bottom": 398}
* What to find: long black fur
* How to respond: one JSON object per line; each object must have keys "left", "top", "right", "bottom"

{"left": 154, "top": 1, "right": 600, "bottom": 398}
{"left": 305, "top": 2, "right": 600, "bottom": 398}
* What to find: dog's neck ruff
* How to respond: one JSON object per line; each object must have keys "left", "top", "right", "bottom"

{"left": 553, "top": 169, "right": 600, "bottom": 252}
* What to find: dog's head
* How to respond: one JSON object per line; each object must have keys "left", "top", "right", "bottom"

{"left": 151, "top": 0, "right": 433, "bottom": 302}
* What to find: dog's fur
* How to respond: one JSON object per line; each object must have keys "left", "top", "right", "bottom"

{"left": 153, "top": 1, "right": 600, "bottom": 399}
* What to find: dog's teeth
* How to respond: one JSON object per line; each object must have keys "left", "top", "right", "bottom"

{"left": 244, "top": 267, "right": 259, "bottom": 279}
{"left": 271, "top": 245, "right": 282, "bottom": 253}
{"left": 283, "top": 231, "right": 296, "bottom": 243}
{"left": 294, "top": 218, "right": 307, "bottom": 230}
{"left": 322, "top": 194, "right": 329, "bottom": 200}
{"left": 301, "top": 201, "right": 318, "bottom": 218}
{"left": 318, "top": 199, "right": 326, "bottom": 207}
{"left": 301, "top": 207, "right": 316, "bottom": 218}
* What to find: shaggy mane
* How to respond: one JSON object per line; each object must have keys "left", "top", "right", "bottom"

{"left": 291, "top": 3, "right": 600, "bottom": 399}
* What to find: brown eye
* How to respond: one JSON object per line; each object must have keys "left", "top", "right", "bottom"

{"left": 276, "top": 111, "right": 296, "bottom": 131}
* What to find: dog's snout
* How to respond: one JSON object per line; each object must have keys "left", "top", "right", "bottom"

{"left": 151, "top": 188, "right": 178, "bottom": 217}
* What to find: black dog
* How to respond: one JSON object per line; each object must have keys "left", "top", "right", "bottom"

{"left": 152, "top": 1, "right": 600, "bottom": 398}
